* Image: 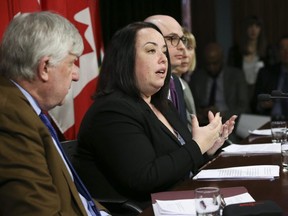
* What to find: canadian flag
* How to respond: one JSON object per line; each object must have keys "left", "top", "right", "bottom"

{"left": 0, "top": 0, "right": 103, "bottom": 140}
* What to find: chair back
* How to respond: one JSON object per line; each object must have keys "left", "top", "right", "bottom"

{"left": 60, "top": 140, "right": 143, "bottom": 215}
{"left": 61, "top": 140, "right": 78, "bottom": 162}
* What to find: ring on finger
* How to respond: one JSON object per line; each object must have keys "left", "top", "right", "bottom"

{"left": 218, "top": 132, "right": 222, "bottom": 137}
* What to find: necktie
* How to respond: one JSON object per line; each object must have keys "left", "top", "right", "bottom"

{"left": 39, "top": 113, "right": 101, "bottom": 216}
{"left": 169, "top": 77, "right": 180, "bottom": 110}
{"left": 208, "top": 78, "right": 217, "bottom": 106}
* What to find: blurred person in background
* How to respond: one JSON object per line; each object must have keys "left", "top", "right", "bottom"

{"left": 173, "top": 27, "right": 197, "bottom": 131}
{"left": 228, "top": 15, "right": 267, "bottom": 107}
{"left": 190, "top": 42, "right": 248, "bottom": 141}
{"left": 251, "top": 35, "right": 288, "bottom": 120}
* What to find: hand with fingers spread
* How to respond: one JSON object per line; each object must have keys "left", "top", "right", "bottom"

{"left": 217, "top": 114, "right": 238, "bottom": 140}
{"left": 207, "top": 114, "right": 237, "bottom": 155}
{"left": 192, "top": 112, "right": 238, "bottom": 155}
{"left": 191, "top": 111, "right": 222, "bottom": 154}
{"left": 207, "top": 122, "right": 228, "bottom": 155}
{"left": 223, "top": 115, "right": 238, "bottom": 136}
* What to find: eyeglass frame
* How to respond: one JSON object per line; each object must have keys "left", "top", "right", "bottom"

{"left": 164, "top": 34, "right": 188, "bottom": 47}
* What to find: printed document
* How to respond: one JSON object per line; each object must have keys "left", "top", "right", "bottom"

{"left": 193, "top": 165, "right": 279, "bottom": 180}
{"left": 221, "top": 143, "right": 281, "bottom": 156}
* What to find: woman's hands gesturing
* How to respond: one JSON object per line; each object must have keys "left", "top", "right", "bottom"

{"left": 191, "top": 111, "right": 237, "bottom": 155}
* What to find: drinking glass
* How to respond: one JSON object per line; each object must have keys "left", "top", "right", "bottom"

{"left": 195, "top": 187, "right": 220, "bottom": 216}
{"left": 281, "top": 142, "right": 288, "bottom": 170}
{"left": 271, "top": 121, "right": 287, "bottom": 143}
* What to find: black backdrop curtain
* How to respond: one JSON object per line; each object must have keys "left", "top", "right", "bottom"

{"left": 98, "top": 0, "right": 217, "bottom": 67}
{"left": 99, "top": 0, "right": 182, "bottom": 47}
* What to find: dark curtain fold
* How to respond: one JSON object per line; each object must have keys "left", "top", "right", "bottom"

{"left": 99, "top": 0, "right": 182, "bottom": 47}
{"left": 190, "top": 0, "right": 216, "bottom": 67}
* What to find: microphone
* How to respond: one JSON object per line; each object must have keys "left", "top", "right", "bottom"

{"left": 271, "top": 90, "right": 288, "bottom": 97}
{"left": 257, "top": 94, "right": 272, "bottom": 101}
{"left": 258, "top": 91, "right": 288, "bottom": 101}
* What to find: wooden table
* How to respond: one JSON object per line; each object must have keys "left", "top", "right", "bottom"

{"left": 138, "top": 125, "right": 288, "bottom": 215}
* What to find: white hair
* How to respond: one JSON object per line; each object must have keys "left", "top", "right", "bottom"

{"left": 0, "top": 11, "right": 84, "bottom": 80}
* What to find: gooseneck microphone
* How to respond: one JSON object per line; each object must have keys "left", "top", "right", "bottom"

{"left": 271, "top": 90, "right": 288, "bottom": 97}
{"left": 257, "top": 91, "right": 288, "bottom": 101}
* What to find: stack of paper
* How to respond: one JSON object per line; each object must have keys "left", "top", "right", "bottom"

{"left": 154, "top": 199, "right": 195, "bottom": 216}
{"left": 153, "top": 193, "right": 255, "bottom": 216}
{"left": 193, "top": 165, "right": 279, "bottom": 180}
{"left": 221, "top": 143, "right": 281, "bottom": 156}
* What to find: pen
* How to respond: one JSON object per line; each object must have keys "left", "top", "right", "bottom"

{"left": 200, "top": 200, "right": 207, "bottom": 209}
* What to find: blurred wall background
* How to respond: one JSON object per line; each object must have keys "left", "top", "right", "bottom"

{"left": 99, "top": 0, "right": 288, "bottom": 68}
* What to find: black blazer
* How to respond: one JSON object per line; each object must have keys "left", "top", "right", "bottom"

{"left": 75, "top": 90, "right": 206, "bottom": 205}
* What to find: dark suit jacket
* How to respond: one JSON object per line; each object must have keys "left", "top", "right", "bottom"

{"left": 0, "top": 76, "right": 105, "bottom": 215}
{"left": 189, "top": 66, "right": 249, "bottom": 122}
{"left": 75, "top": 90, "right": 206, "bottom": 206}
{"left": 172, "top": 73, "right": 187, "bottom": 125}
{"left": 251, "top": 63, "right": 282, "bottom": 116}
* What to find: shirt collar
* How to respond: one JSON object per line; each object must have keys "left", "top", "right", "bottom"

{"left": 11, "top": 80, "right": 41, "bottom": 115}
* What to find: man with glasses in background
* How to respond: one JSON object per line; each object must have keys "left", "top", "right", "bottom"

{"left": 145, "top": 15, "right": 188, "bottom": 126}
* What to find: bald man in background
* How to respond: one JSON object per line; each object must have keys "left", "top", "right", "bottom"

{"left": 189, "top": 43, "right": 249, "bottom": 131}
{"left": 145, "top": 15, "right": 188, "bottom": 125}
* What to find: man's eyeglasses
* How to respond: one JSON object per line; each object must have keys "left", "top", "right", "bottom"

{"left": 164, "top": 35, "right": 187, "bottom": 47}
